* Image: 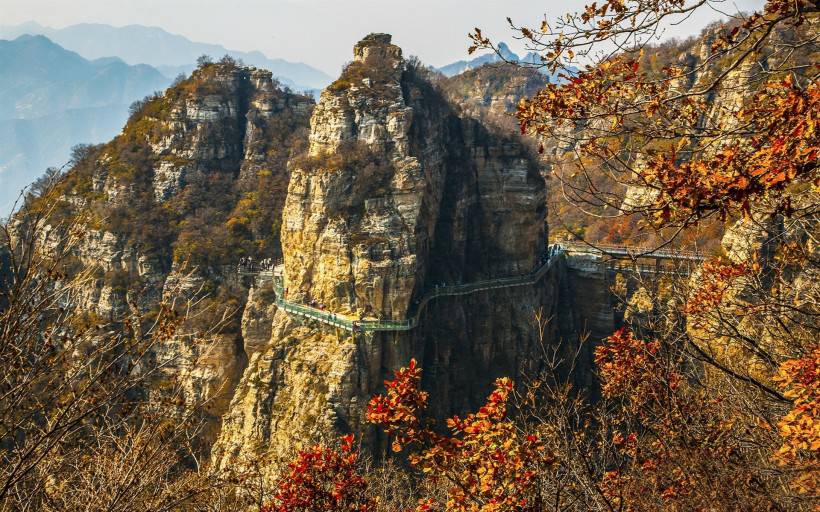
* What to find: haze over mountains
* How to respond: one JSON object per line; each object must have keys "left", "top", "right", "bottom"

{"left": 0, "top": 21, "right": 333, "bottom": 91}
{"left": 0, "top": 35, "right": 168, "bottom": 119}
{"left": 0, "top": 22, "right": 337, "bottom": 215}
{"left": 0, "top": 34, "right": 171, "bottom": 213}
{"left": 0, "top": 20, "right": 549, "bottom": 216}
{"left": 438, "top": 41, "right": 572, "bottom": 83}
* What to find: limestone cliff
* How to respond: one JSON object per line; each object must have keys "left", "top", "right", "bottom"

{"left": 213, "top": 34, "right": 555, "bottom": 474}
{"left": 27, "top": 35, "right": 563, "bottom": 476}
{"left": 29, "top": 61, "right": 314, "bottom": 445}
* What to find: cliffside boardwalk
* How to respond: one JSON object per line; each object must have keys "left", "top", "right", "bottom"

{"left": 243, "top": 243, "right": 706, "bottom": 333}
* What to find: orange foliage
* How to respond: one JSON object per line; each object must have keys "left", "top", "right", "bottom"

{"left": 683, "top": 259, "right": 751, "bottom": 320}
{"left": 594, "top": 329, "right": 777, "bottom": 511}
{"left": 365, "top": 358, "right": 429, "bottom": 453}
{"left": 773, "top": 343, "right": 820, "bottom": 495}
{"left": 367, "top": 361, "right": 552, "bottom": 512}
{"left": 269, "top": 342, "right": 812, "bottom": 511}
{"left": 594, "top": 328, "right": 678, "bottom": 404}
{"left": 641, "top": 78, "right": 820, "bottom": 223}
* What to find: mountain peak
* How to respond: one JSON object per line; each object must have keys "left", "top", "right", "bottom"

{"left": 357, "top": 33, "right": 393, "bottom": 47}
{"left": 11, "top": 33, "right": 54, "bottom": 46}
{"left": 0, "top": 21, "right": 332, "bottom": 90}
{"left": 353, "top": 33, "right": 402, "bottom": 67}
{"left": 497, "top": 42, "right": 519, "bottom": 61}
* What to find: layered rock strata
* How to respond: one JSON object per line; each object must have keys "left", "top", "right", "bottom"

{"left": 32, "top": 63, "right": 314, "bottom": 446}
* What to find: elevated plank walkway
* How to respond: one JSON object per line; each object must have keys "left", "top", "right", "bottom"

{"left": 561, "top": 242, "right": 706, "bottom": 262}
{"left": 240, "top": 242, "right": 705, "bottom": 333}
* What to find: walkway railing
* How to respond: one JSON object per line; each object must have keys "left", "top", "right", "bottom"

{"left": 264, "top": 245, "right": 565, "bottom": 332}
{"left": 565, "top": 257, "right": 697, "bottom": 276}
{"left": 245, "top": 241, "right": 704, "bottom": 333}
{"left": 561, "top": 242, "right": 706, "bottom": 261}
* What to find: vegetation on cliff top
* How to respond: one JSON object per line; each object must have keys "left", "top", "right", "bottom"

{"left": 23, "top": 56, "right": 312, "bottom": 338}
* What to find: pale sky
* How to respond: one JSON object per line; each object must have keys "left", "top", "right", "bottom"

{"left": 0, "top": 0, "right": 766, "bottom": 75}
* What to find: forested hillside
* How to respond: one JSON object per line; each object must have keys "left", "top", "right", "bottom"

{"left": 0, "top": 0, "right": 817, "bottom": 510}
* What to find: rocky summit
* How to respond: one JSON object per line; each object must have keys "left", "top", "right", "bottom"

{"left": 214, "top": 33, "right": 557, "bottom": 474}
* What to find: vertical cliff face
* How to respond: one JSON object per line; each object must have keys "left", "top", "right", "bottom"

{"left": 214, "top": 34, "right": 553, "bottom": 473}
{"left": 32, "top": 36, "right": 559, "bottom": 475}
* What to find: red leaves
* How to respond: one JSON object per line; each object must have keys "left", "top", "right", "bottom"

{"left": 595, "top": 328, "right": 669, "bottom": 402}
{"left": 271, "top": 360, "right": 550, "bottom": 512}
{"left": 367, "top": 363, "right": 552, "bottom": 511}
{"left": 637, "top": 78, "right": 819, "bottom": 225}
{"left": 365, "top": 358, "right": 429, "bottom": 452}
{"left": 266, "top": 435, "right": 375, "bottom": 512}
{"left": 684, "top": 259, "right": 751, "bottom": 320}
{"left": 518, "top": 55, "right": 658, "bottom": 137}
{"left": 594, "top": 327, "right": 759, "bottom": 509}
{"left": 516, "top": 4, "right": 818, "bottom": 229}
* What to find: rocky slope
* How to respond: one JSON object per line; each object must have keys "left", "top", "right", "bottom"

{"left": 441, "top": 62, "right": 548, "bottom": 116}
{"left": 29, "top": 59, "right": 314, "bottom": 445}
{"left": 27, "top": 34, "right": 568, "bottom": 478}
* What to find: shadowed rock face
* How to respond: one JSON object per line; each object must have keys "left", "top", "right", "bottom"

{"left": 212, "top": 34, "right": 557, "bottom": 476}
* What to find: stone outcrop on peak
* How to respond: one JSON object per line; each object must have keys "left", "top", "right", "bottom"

{"left": 30, "top": 34, "right": 581, "bottom": 481}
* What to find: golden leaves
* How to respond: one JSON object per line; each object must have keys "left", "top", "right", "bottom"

{"left": 772, "top": 344, "right": 820, "bottom": 495}
{"left": 366, "top": 363, "right": 552, "bottom": 512}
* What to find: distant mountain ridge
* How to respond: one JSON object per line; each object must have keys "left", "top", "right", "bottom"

{"left": 0, "top": 34, "right": 168, "bottom": 119}
{"left": 0, "top": 34, "right": 171, "bottom": 214}
{"left": 438, "top": 42, "right": 521, "bottom": 76}
{"left": 438, "top": 42, "right": 572, "bottom": 82}
{"left": 0, "top": 21, "right": 332, "bottom": 91}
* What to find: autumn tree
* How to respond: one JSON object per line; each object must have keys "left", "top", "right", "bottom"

{"left": 263, "top": 435, "right": 375, "bottom": 512}
{"left": 470, "top": 0, "right": 817, "bottom": 243}
{"left": 269, "top": 360, "right": 553, "bottom": 512}
{"left": 261, "top": 3, "right": 820, "bottom": 511}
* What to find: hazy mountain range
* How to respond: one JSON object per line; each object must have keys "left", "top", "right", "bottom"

{"left": 0, "top": 22, "right": 337, "bottom": 215}
{"left": 0, "top": 21, "right": 332, "bottom": 91}
{"left": 438, "top": 41, "right": 571, "bottom": 81}
{"left": 0, "top": 34, "right": 168, "bottom": 119}
{"left": 0, "top": 34, "right": 172, "bottom": 213}
{"left": 0, "top": 21, "right": 558, "bottom": 216}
